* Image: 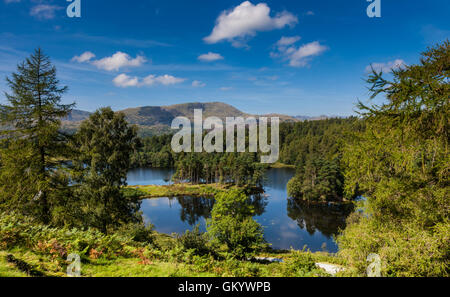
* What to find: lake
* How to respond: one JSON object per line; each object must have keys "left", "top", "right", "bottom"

{"left": 127, "top": 167, "right": 353, "bottom": 252}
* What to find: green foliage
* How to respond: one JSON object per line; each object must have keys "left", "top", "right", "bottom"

{"left": 177, "top": 225, "right": 212, "bottom": 256}
{"left": 284, "top": 250, "right": 325, "bottom": 277}
{"left": 115, "top": 222, "right": 155, "bottom": 245}
{"left": 338, "top": 41, "right": 450, "bottom": 276}
{"left": 172, "top": 151, "right": 266, "bottom": 187}
{"left": 130, "top": 134, "right": 175, "bottom": 168}
{"left": 131, "top": 131, "right": 267, "bottom": 187}
{"left": 280, "top": 118, "right": 363, "bottom": 202}
{"left": 207, "top": 190, "right": 267, "bottom": 259}
{"left": 0, "top": 212, "right": 133, "bottom": 262}
{"left": 0, "top": 48, "right": 75, "bottom": 224}
{"left": 71, "top": 107, "right": 141, "bottom": 233}
{"left": 287, "top": 157, "right": 344, "bottom": 202}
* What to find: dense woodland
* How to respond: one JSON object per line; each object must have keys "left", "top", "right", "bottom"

{"left": 130, "top": 133, "right": 267, "bottom": 187}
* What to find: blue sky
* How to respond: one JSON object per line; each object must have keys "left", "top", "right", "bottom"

{"left": 0, "top": 0, "right": 448, "bottom": 116}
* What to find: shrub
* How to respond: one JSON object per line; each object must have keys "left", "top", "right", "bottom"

{"left": 337, "top": 217, "right": 450, "bottom": 277}
{"left": 177, "top": 225, "right": 211, "bottom": 256}
{"left": 283, "top": 250, "right": 325, "bottom": 276}
{"left": 116, "top": 222, "right": 155, "bottom": 245}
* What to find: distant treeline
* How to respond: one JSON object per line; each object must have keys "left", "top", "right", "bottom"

{"left": 130, "top": 134, "right": 267, "bottom": 187}
{"left": 130, "top": 117, "right": 364, "bottom": 201}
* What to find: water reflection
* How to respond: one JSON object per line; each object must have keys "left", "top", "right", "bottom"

{"left": 177, "top": 196, "right": 214, "bottom": 225}
{"left": 175, "top": 194, "right": 268, "bottom": 225}
{"left": 287, "top": 198, "right": 354, "bottom": 238}
{"left": 132, "top": 167, "right": 354, "bottom": 252}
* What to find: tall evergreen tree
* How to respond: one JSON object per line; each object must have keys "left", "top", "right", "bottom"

{"left": 338, "top": 41, "right": 449, "bottom": 276}
{"left": 0, "top": 48, "right": 74, "bottom": 223}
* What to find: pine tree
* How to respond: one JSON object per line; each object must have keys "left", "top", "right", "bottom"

{"left": 338, "top": 41, "right": 449, "bottom": 276}
{"left": 0, "top": 48, "right": 74, "bottom": 223}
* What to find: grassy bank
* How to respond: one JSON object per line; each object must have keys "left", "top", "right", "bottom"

{"left": 270, "top": 162, "right": 296, "bottom": 169}
{"left": 125, "top": 183, "right": 260, "bottom": 199}
{"left": 0, "top": 212, "right": 346, "bottom": 277}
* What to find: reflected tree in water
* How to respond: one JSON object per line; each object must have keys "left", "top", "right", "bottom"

{"left": 176, "top": 196, "right": 215, "bottom": 225}
{"left": 287, "top": 198, "right": 354, "bottom": 237}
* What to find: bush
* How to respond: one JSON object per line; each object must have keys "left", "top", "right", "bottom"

{"left": 284, "top": 250, "right": 325, "bottom": 276}
{"left": 115, "top": 222, "right": 155, "bottom": 245}
{"left": 177, "top": 225, "right": 211, "bottom": 256}
{"left": 337, "top": 217, "right": 450, "bottom": 277}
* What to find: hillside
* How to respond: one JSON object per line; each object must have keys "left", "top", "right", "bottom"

{"left": 61, "top": 102, "right": 305, "bottom": 136}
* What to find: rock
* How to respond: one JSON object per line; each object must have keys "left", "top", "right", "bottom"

{"left": 315, "top": 262, "right": 345, "bottom": 275}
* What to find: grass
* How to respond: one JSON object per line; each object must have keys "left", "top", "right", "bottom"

{"left": 270, "top": 162, "right": 295, "bottom": 169}
{"left": 0, "top": 247, "right": 343, "bottom": 277}
{"left": 0, "top": 227, "right": 344, "bottom": 277}
{"left": 126, "top": 183, "right": 254, "bottom": 199}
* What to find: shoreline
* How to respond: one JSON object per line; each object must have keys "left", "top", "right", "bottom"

{"left": 125, "top": 182, "right": 263, "bottom": 199}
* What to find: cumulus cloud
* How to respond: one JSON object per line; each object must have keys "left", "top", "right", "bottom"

{"left": 30, "top": 4, "right": 63, "bottom": 20}
{"left": 198, "top": 52, "right": 224, "bottom": 62}
{"left": 92, "top": 52, "right": 146, "bottom": 71}
{"left": 365, "top": 59, "right": 406, "bottom": 73}
{"left": 272, "top": 37, "right": 327, "bottom": 67}
{"left": 143, "top": 74, "right": 186, "bottom": 86}
{"left": 192, "top": 80, "right": 206, "bottom": 87}
{"left": 71, "top": 51, "right": 96, "bottom": 63}
{"left": 113, "top": 73, "right": 185, "bottom": 88}
{"left": 204, "top": 1, "right": 297, "bottom": 46}
{"left": 113, "top": 74, "right": 140, "bottom": 87}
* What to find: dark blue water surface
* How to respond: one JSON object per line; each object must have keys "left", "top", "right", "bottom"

{"left": 127, "top": 167, "right": 352, "bottom": 252}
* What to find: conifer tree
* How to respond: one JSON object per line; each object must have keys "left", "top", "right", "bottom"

{"left": 0, "top": 48, "right": 74, "bottom": 223}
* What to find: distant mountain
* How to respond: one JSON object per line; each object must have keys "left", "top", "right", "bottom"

{"left": 293, "top": 115, "right": 331, "bottom": 121}
{"left": 121, "top": 102, "right": 248, "bottom": 126}
{"left": 62, "top": 102, "right": 329, "bottom": 136}
{"left": 63, "top": 109, "right": 92, "bottom": 122}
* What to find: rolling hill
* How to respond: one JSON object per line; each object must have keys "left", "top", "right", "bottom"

{"left": 62, "top": 102, "right": 317, "bottom": 136}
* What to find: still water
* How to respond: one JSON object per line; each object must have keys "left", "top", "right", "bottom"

{"left": 127, "top": 167, "right": 353, "bottom": 252}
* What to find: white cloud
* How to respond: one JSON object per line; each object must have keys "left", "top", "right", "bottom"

{"left": 276, "top": 36, "right": 301, "bottom": 47}
{"left": 4, "top": 0, "right": 21, "bottom": 3}
{"left": 113, "top": 73, "right": 185, "bottom": 88}
{"left": 192, "top": 80, "right": 206, "bottom": 87}
{"left": 30, "top": 4, "right": 63, "bottom": 20}
{"left": 198, "top": 52, "right": 224, "bottom": 62}
{"left": 113, "top": 74, "right": 140, "bottom": 87}
{"left": 220, "top": 87, "right": 233, "bottom": 91}
{"left": 71, "top": 51, "right": 96, "bottom": 63}
{"left": 92, "top": 51, "right": 146, "bottom": 71}
{"left": 306, "top": 11, "right": 315, "bottom": 16}
{"left": 204, "top": 1, "right": 297, "bottom": 46}
{"left": 272, "top": 37, "right": 327, "bottom": 67}
{"left": 365, "top": 59, "right": 406, "bottom": 73}
{"left": 144, "top": 74, "right": 186, "bottom": 86}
